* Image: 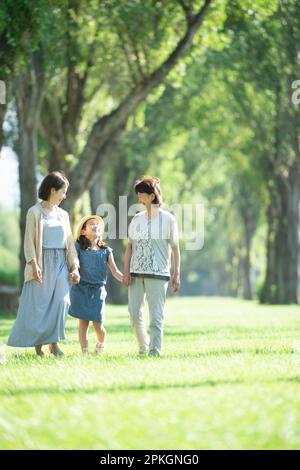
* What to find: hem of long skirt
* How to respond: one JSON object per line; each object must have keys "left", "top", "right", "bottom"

{"left": 7, "top": 335, "right": 66, "bottom": 348}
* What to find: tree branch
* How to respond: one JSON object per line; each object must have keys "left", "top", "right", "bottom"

{"left": 116, "top": 26, "right": 138, "bottom": 85}
{"left": 68, "top": 0, "right": 212, "bottom": 202}
{"left": 178, "top": 0, "right": 193, "bottom": 25}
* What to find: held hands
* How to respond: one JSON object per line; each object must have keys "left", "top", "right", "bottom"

{"left": 123, "top": 273, "right": 132, "bottom": 288}
{"left": 123, "top": 272, "right": 179, "bottom": 291}
{"left": 172, "top": 273, "right": 180, "bottom": 293}
{"left": 70, "top": 269, "right": 80, "bottom": 284}
{"left": 31, "top": 260, "right": 80, "bottom": 284}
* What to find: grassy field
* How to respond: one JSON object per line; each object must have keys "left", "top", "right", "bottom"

{"left": 0, "top": 296, "right": 300, "bottom": 450}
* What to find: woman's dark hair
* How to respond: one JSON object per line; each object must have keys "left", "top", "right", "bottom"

{"left": 38, "top": 171, "right": 69, "bottom": 201}
{"left": 134, "top": 175, "right": 163, "bottom": 206}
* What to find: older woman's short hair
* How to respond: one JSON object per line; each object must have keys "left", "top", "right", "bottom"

{"left": 134, "top": 175, "right": 163, "bottom": 206}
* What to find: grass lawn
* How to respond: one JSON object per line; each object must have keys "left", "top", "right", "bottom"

{"left": 0, "top": 296, "right": 300, "bottom": 450}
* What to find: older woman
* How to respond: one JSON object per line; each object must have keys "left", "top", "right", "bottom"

{"left": 8, "top": 171, "right": 80, "bottom": 356}
{"left": 124, "top": 175, "right": 180, "bottom": 357}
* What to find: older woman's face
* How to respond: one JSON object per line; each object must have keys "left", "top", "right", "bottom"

{"left": 137, "top": 191, "right": 155, "bottom": 205}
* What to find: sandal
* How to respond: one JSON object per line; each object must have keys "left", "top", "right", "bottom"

{"left": 49, "top": 344, "right": 64, "bottom": 356}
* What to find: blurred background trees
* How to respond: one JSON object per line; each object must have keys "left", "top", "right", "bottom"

{"left": 0, "top": 0, "right": 299, "bottom": 304}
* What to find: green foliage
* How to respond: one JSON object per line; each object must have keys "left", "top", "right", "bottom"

{"left": 0, "top": 0, "right": 51, "bottom": 77}
{"left": 0, "top": 207, "right": 20, "bottom": 286}
{"left": 0, "top": 246, "right": 19, "bottom": 286}
{"left": 106, "top": 28, "right": 271, "bottom": 298}
{"left": 4, "top": 0, "right": 298, "bottom": 301}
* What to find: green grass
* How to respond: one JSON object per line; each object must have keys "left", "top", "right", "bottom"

{"left": 0, "top": 297, "right": 300, "bottom": 450}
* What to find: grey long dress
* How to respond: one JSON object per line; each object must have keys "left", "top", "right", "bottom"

{"left": 7, "top": 208, "right": 70, "bottom": 347}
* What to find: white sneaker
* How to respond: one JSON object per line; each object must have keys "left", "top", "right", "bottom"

{"left": 95, "top": 342, "right": 106, "bottom": 354}
{"left": 139, "top": 351, "right": 148, "bottom": 356}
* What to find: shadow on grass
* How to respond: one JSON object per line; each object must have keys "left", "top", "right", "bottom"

{"left": 170, "top": 348, "right": 297, "bottom": 357}
{"left": 3, "top": 346, "right": 297, "bottom": 366}
{"left": 0, "top": 378, "right": 245, "bottom": 396}
{"left": 164, "top": 326, "right": 298, "bottom": 337}
{"left": 1, "top": 375, "right": 300, "bottom": 397}
{"left": 2, "top": 323, "right": 296, "bottom": 340}
{"left": 65, "top": 323, "right": 132, "bottom": 335}
{"left": 0, "top": 323, "right": 132, "bottom": 339}
{"left": 1, "top": 325, "right": 208, "bottom": 339}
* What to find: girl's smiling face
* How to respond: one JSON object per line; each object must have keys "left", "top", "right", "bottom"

{"left": 81, "top": 218, "right": 102, "bottom": 239}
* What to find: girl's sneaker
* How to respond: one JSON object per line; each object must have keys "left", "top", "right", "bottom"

{"left": 95, "top": 342, "right": 106, "bottom": 354}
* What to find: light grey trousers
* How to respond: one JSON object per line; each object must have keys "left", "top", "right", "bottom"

{"left": 128, "top": 276, "right": 168, "bottom": 355}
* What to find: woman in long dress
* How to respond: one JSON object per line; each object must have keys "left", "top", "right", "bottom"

{"left": 8, "top": 171, "right": 80, "bottom": 356}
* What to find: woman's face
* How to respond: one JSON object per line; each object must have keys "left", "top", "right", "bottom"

{"left": 137, "top": 191, "right": 155, "bottom": 206}
{"left": 49, "top": 184, "right": 68, "bottom": 205}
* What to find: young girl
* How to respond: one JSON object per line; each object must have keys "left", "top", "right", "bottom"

{"left": 69, "top": 215, "right": 123, "bottom": 354}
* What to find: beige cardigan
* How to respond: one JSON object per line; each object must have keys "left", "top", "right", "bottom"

{"left": 24, "top": 202, "right": 79, "bottom": 283}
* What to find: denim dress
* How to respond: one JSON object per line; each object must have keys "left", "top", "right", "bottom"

{"left": 69, "top": 243, "right": 112, "bottom": 322}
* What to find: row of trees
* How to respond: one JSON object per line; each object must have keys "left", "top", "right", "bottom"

{"left": 0, "top": 0, "right": 299, "bottom": 304}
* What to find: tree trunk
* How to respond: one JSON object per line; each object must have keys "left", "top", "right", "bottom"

{"left": 261, "top": 163, "right": 300, "bottom": 304}
{"left": 242, "top": 235, "right": 252, "bottom": 300}
{"left": 15, "top": 52, "right": 45, "bottom": 286}
{"left": 240, "top": 213, "right": 256, "bottom": 300}
{"left": 106, "top": 238, "right": 127, "bottom": 305}
{"left": 243, "top": 248, "right": 252, "bottom": 300}
{"left": 89, "top": 174, "right": 108, "bottom": 214}
{"left": 42, "top": 1, "right": 212, "bottom": 213}
{"left": 0, "top": 104, "right": 5, "bottom": 150}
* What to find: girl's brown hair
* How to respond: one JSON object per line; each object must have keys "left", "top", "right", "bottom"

{"left": 77, "top": 235, "right": 107, "bottom": 250}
